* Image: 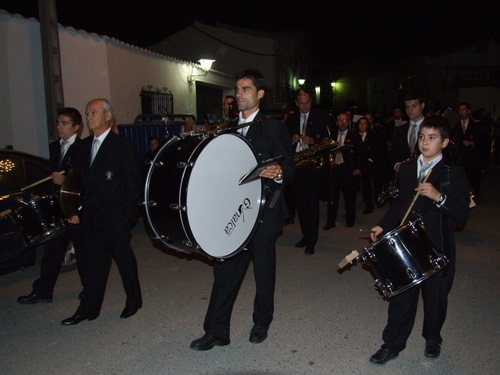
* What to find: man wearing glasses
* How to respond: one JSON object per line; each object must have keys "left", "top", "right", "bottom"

{"left": 323, "top": 113, "right": 361, "bottom": 229}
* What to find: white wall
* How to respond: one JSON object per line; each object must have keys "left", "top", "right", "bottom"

{"left": 59, "top": 28, "right": 111, "bottom": 139}
{"left": 0, "top": 13, "right": 49, "bottom": 157}
{"left": 0, "top": 11, "right": 234, "bottom": 157}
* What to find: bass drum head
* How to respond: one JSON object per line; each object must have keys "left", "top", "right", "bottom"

{"left": 183, "top": 133, "right": 263, "bottom": 259}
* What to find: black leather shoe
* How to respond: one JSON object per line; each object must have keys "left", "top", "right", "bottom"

{"left": 295, "top": 238, "right": 306, "bottom": 248}
{"left": 322, "top": 224, "right": 336, "bottom": 230}
{"left": 190, "top": 334, "right": 230, "bottom": 351}
{"left": 61, "top": 313, "right": 94, "bottom": 325}
{"left": 424, "top": 341, "right": 441, "bottom": 358}
{"left": 362, "top": 209, "right": 373, "bottom": 214}
{"left": 249, "top": 325, "right": 268, "bottom": 344}
{"left": 369, "top": 347, "right": 398, "bottom": 365}
{"left": 304, "top": 246, "right": 315, "bottom": 255}
{"left": 346, "top": 223, "right": 354, "bottom": 228}
{"left": 120, "top": 305, "right": 142, "bottom": 319}
{"left": 17, "top": 292, "right": 52, "bottom": 304}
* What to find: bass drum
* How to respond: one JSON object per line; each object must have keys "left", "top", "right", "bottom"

{"left": 144, "top": 133, "right": 264, "bottom": 260}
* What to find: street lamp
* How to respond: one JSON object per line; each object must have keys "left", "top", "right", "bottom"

{"left": 187, "top": 59, "right": 215, "bottom": 85}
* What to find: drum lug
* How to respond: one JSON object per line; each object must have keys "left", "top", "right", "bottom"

{"left": 152, "top": 160, "right": 164, "bottom": 167}
{"left": 406, "top": 267, "right": 417, "bottom": 280}
{"left": 176, "top": 161, "right": 194, "bottom": 168}
{"left": 366, "top": 249, "right": 377, "bottom": 262}
{"left": 141, "top": 200, "right": 158, "bottom": 207}
{"left": 375, "top": 279, "right": 394, "bottom": 297}
{"left": 170, "top": 203, "right": 186, "bottom": 211}
{"left": 430, "top": 254, "right": 449, "bottom": 269}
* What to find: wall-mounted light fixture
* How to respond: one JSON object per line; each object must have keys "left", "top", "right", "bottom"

{"left": 187, "top": 59, "right": 215, "bottom": 85}
{"left": 298, "top": 78, "right": 305, "bottom": 85}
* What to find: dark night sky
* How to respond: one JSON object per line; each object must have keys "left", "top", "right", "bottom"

{"left": 2, "top": 0, "right": 499, "bottom": 75}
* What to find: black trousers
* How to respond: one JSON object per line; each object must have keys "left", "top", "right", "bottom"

{"left": 461, "top": 151, "right": 482, "bottom": 198}
{"left": 382, "top": 257, "right": 455, "bottom": 354}
{"left": 76, "top": 216, "right": 141, "bottom": 318}
{"left": 294, "top": 167, "right": 321, "bottom": 246}
{"left": 203, "top": 225, "right": 277, "bottom": 339}
{"left": 325, "top": 164, "right": 357, "bottom": 226}
{"left": 359, "top": 166, "right": 374, "bottom": 211}
{"left": 33, "top": 225, "right": 84, "bottom": 298}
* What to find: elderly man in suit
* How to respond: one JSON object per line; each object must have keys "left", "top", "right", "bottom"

{"left": 17, "top": 107, "right": 85, "bottom": 304}
{"left": 286, "top": 89, "right": 330, "bottom": 254}
{"left": 190, "top": 69, "right": 295, "bottom": 351}
{"left": 61, "top": 98, "right": 142, "bottom": 325}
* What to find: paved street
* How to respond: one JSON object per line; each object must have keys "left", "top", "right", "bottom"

{"left": 1, "top": 167, "right": 499, "bottom": 375}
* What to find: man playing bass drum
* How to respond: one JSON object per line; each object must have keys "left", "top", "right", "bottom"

{"left": 190, "top": 69, "right": 295, "bottom": 351}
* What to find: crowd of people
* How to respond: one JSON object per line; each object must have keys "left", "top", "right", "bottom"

{"left": 283, "top": 89, "right": 495, "bottom": 257}
{"left": 14, "top": 72, "right": 497, "bottom": 366}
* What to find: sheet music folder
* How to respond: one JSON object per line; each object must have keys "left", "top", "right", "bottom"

{"left": 239, "top": 155, "right": 284, "bottom": 185}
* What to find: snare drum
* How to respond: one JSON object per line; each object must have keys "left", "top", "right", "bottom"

{"left": 12, "top": 196, "right": 68, "bottom": 247}
{"left": 144, "top": 133, "right": 264, "bottom": 260}
{"left": 357, "top": 219, "right": 448, "bottom": 298}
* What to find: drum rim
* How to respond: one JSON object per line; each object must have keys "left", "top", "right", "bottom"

{"left": 143, "top": 135, "right": 181, "bottom": 248}
{"left": 180, "top": 133, "right": 265, "bottom": 259}
{"left": 366, "top": 218, "right": 424, "bottom": 251}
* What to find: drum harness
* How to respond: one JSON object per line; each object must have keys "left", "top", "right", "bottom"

{"left": 411, "top": 164, "right": 452, "bottom": 256}
{"left": 241, "top": 119, "right": 284, "bottom": 210}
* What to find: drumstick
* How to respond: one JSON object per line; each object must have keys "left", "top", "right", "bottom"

{"left": 399, "top": 169, "right": 432, "bottom": 226}
{"left": 20, "top": 171, "right": 65, "bottom": 191}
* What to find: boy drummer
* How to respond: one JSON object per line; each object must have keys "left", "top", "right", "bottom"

{"left": 368, "top": 116, "right": 470, "bottom": 364}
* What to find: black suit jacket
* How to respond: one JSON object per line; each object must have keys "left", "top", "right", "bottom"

{"left": 330, "top": 128, "right": 362, "bottom": 170}
{"left": 231, "top": 111, "right": 295, "bottom": 234}
{"left": 451, "top": 120, "right": 483, "bottom": 159}
{"left": 286, "top": 108, "right": 330, "bottom": 152}
{"left": 378, "top": 159, "right": 470, "bottom": 255}
{"left": 75, "top": 131, "right": 141, "bottom": 223}
{"left": 358, "top": 131, "right": 376, "bottom": 170}
{"left": 49, "top": 138, "right": 82, "bottom": 174}
{"left": 391, "top": 122, "right": 414, "bottom": 166}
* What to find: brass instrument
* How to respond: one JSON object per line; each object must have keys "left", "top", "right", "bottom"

{"left": 376, "top": 173, "right": 399, "bottom": 207}
{"left": 294, "top": 138, "right": 338, "bottom": 169}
